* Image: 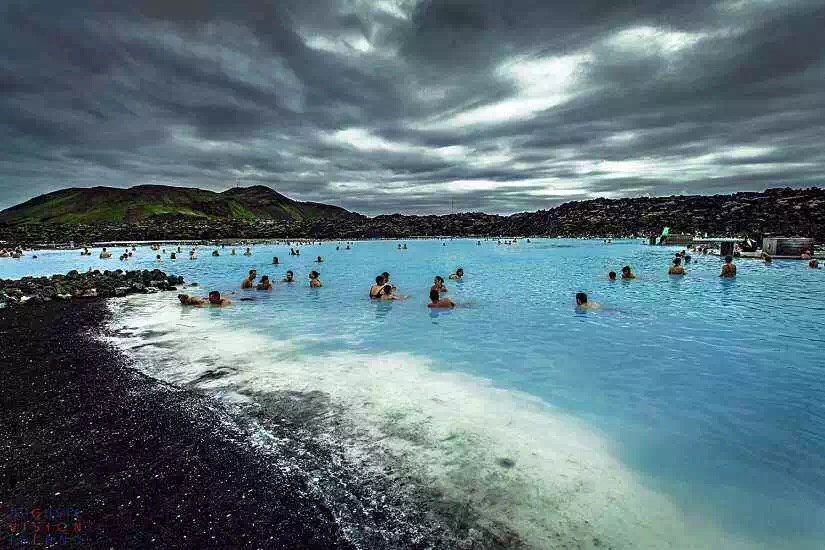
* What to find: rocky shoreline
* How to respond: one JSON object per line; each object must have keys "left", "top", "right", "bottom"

{"left": 1, "top": 299, "right": 521, "bottom": 549}
{"left": 0, "top": 269, "right": 184, "bottom": 308}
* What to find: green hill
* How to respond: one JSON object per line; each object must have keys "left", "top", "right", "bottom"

{"left": 0, "top": 185, "right": 352, "bottom": 224}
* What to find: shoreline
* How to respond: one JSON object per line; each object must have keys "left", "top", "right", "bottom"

{"left": 0, "top": 299, "right": 519, "bottom": 549}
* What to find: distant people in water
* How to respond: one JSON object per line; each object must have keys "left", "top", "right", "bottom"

{"left": 256, "top": 275, "right": 273, "bottom": 290}
{"left": 370, "top": 275, "right": 385, "bottom": 298}
{"left": 212, "top": 250, "right": 220, "bottom": 257}
{"left": 242, "top": 269, "right": 257, "bottom": 289}
{"left": 81, "top": 247, "right": 91, "bottom": 256}
{"left": 809, "top": 259, "right": 820, "bottom": 269}
{"left": 208, "top": 290, "right": 231, "bottom": 306}
{"left": 178, "top": 294, "right": 204, "bottom": 306}
{"left": 608, "top": 271, "right": 617, "bottom": 281}
{"left": 316, "top": 256, "right": 324, "bottom": 263}
{"left": 428, "top": 289, "right": 455, "bottom": 308}
{"left": 272, "top": 256, "right": 279, "bottom": 265}
{"left": 620, "top": 266, "right": 636, "bottom": 280}
{"left": 449, "top": 268, "right": 464, "bottom": 280}
{"left": 283, "top": 270, "right": 295, "bottom": 283}
{"left": 575, "top": 292, "right": 600, "bottom": 310}
{"left": 801, "top": 249, "right": 812, "bottom": 260}
{"left": 178, "top": 291, "right": 231, "bottom": 307}
{"left": 156, "top": 254, "right": 162, "bottom": 262}
{"left": 379, "top": 284, "right": 404, "bottom": 300}
{"left": 170, "top": 252, "right": 176, "bottom": 260}
{"left": 309, "top": 271, "right": 322, "bottom": 287}
{"left": 381, "top": 272, "right": 396, "bottom": 291}
{"left": 99, "top": 247, "right": 112, "bottom": 259}
{"left": 720, "top": 256, "right": 737, "bottom": 278}
{"left": 230, "top": 248, "right": 236, "bottom": 256}
{"left": 761, "top": 252, "right": 772, "bottom": 263}
{"left": 668, "top": 257, "right": 686, "bottom": 275}
{"left": 243, "top": 248, "right": 252, "bottom": 256}
{"left": 431, "top": 276, "right": 448, "bottom": 293}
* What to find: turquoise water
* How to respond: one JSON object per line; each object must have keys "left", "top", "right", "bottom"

{"left": 3, "top": 239, "right": 824, "bottom": 548}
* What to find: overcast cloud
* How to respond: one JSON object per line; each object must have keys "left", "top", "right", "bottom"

{"left": 1, "top": 0, "right": 823, "bottom": 214}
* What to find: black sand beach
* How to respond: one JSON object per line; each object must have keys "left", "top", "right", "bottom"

{"left": 1, "top": 301, "right": 496, "bottom": 549}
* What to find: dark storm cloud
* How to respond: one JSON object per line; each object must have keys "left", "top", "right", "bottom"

{"left": 1, "top": 0, "right": 823, "bottom": 215}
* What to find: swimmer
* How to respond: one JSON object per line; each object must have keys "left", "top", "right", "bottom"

{"left": 720, "top": 256, "right": 737, "bottom": 278}
{"left": 170, "top": 252, "right": 176, "bottom": 260}
{"left": 370, "top": 275, "right": 386, "bottom": 299}
{"left": 809, "top": 259, "right": 820, "bottom": 269}
{"left": 272, "top": 256, "right": 279, "bottom": 265}
{"left": 243, "top": 247, "right": 252, "bottom": 256}
{"left": 309, "top": 270, "right": 322, "bottom": 288}
{"left": 427, "top": 289, "right": 455, "bottom": 309}
{"left": 431, "top": 276, "right": 448, "bottom": 293}
{"left": 241, "top": 269, "right": 257, "bottom": 289}
{"left": 178, "top": 293, "right": 205, "bottom": 306}
{"left": 620, "top": 265, "right": 636, "bottom": 280}
{"left": 575, "top": 292, "right": 600, "bottom": 310}
{"left": 449, "top": 267, "right": 464, "bottom": 280}
{"left": 761, "top": 252, "right": 772, "bottom": 263}
{"left": 381, "top": 272, "right": 397, "bottom": 291}
{"left": 212, "top": 250, "right": 220, "bottom": 257}
{"left": 207, "top": 290, "right": 231, "bottom": 306}
{"left": 608, "top": 271, "right": 617, "bottom": 281}
{"left": 668, "top": 257, "right": 686, "bottom": 275}
{"left": 231, "top": 248, "right": 236, "bottom": 256}
{"left": 283, "top": 270, "right": 295, "bottom": 283}
{"left": 316, "top": 256, "right": 324, "bottom": 263}
{"left": 156, "top": 254, "right": 162, "bottom": 262}
{"left": 256, "top": 275, "right": 273, "bottom": 290}
{"left": 99, "top": 247, "right": 112, "bottom": 259}
{"left": 379, "top": 284, "right": 404, "bottom": 300}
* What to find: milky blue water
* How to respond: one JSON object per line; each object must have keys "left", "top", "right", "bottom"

{"left": 3, "top": 239, "right": 824, "bottom": 548}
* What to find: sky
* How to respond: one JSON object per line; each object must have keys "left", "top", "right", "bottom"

{"left": 1, "top": 0, "right": 823, "bottom": 215}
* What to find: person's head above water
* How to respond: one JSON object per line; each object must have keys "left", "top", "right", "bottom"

{"left": 382, "top": 271, "right": 390, "bottom": 281}
{"left": 429, "top": 289, "right": 440, "bottom": 302}
{"left": 382, "top": 284, "right": 393, "bottom": 296}
{"left": 575, "top": 292, "right": 588, "bottom": 305}
{"left": 248, "top": 269, "right": 257, "bottom": 277}
{"left": 309, "top": 270, "right": 319, "bottom": 279}
{"left": 208, "top": 290, "right": 222, "bottom": 304}
{"left": 724, "top": 255, "right": 733, "bottom": 264}
{"left": 375, "top": 275, "right": 385, "bottom": 285}
{"left": 285, "top": 270, "right": 294, "bottom": 280}
{"left": 608, "top": 271, "right": 617, "bottom": 280}
{"left": 673, "top": 257, "right": 682, "bottom": 266}
{"left": 621, "top": 266, "right": 631, "bottom": 274}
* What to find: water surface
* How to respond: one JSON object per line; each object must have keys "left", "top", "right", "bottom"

{"left": 3, "top": 239, "right": 824, "bottom": 548}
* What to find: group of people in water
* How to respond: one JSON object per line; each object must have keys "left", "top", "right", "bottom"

{"left": 178, "top": 263, "right": 467, "bottom": 309}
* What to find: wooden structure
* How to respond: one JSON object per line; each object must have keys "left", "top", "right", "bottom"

{"left": 762, "top": 237, "right": 814, "bottom": 258}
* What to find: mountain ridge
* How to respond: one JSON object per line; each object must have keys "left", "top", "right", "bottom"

{"left": 0, "top": 185, "right": 352, "bottom": 225}
{"left": 1, "top": 185, "right": 823, "bottom": 243}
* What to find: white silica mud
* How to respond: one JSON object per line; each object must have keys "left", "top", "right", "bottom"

{"left": 105, "top": 294, "right": 766, "bottom": 550}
